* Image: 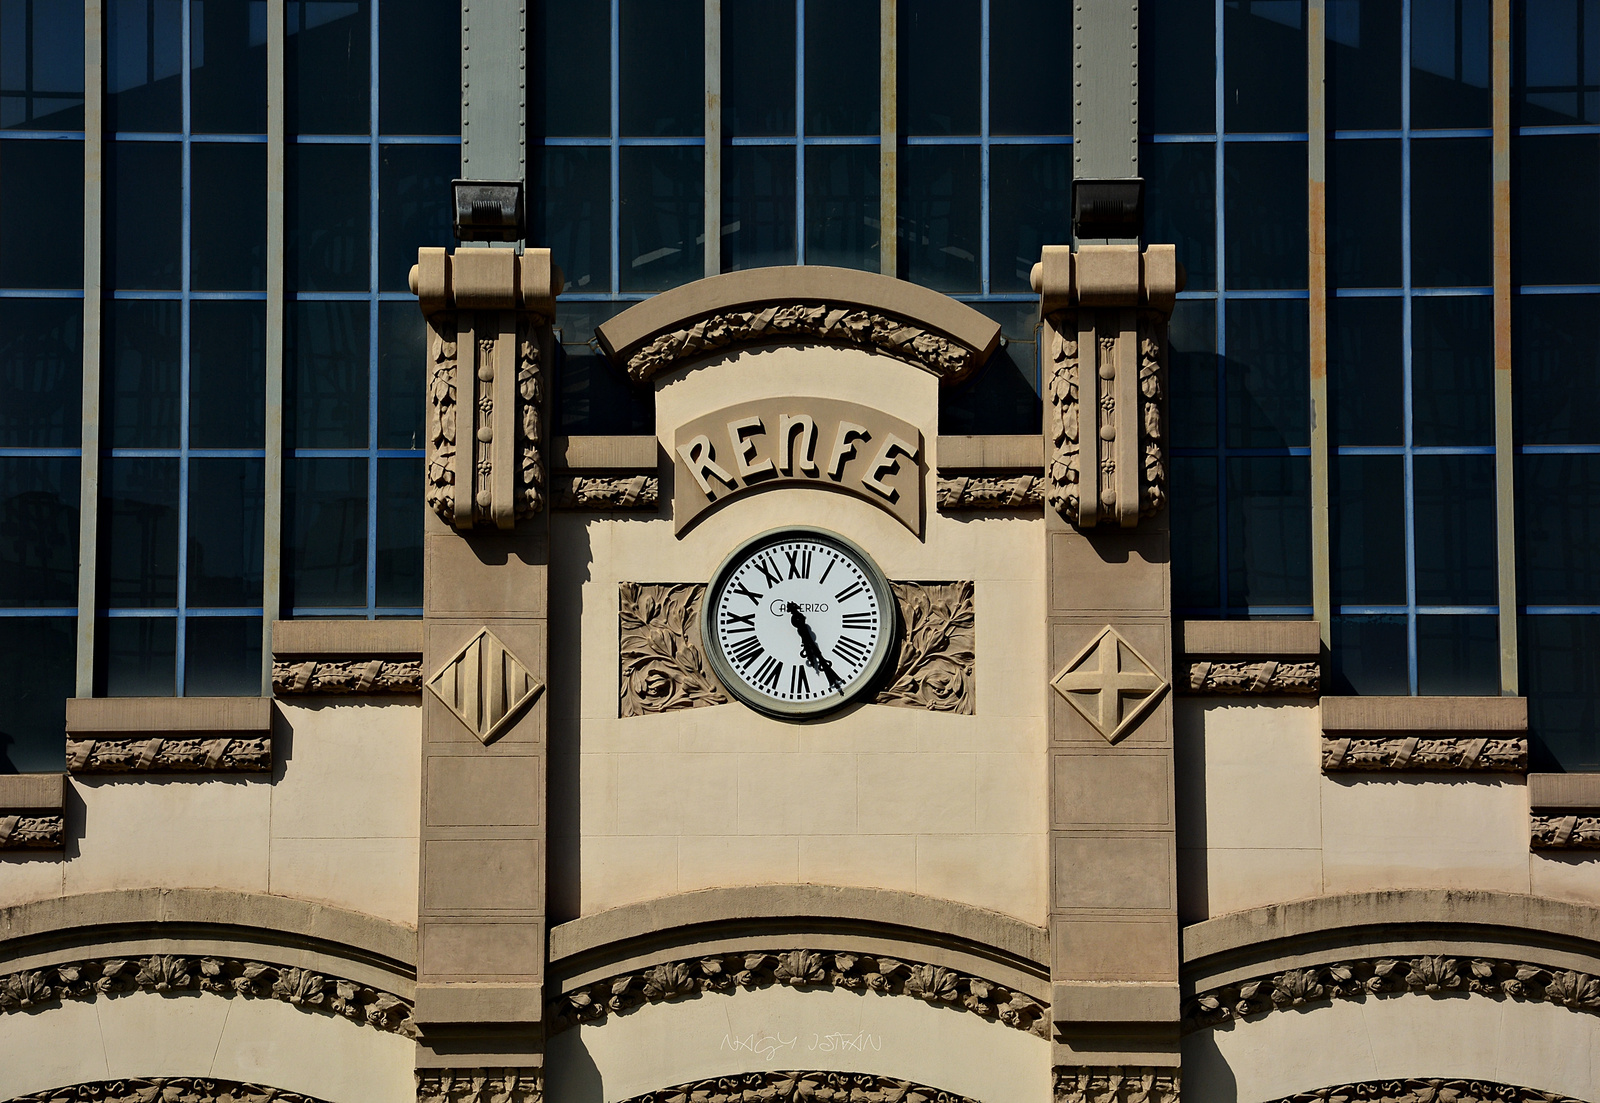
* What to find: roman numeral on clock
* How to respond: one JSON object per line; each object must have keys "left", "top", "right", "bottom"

{"left": 785, "top": 548, "right": 812, "bottom": 579}
{"left": 732, "top": 581, "right": 762, "bottom": 605}
{"left": 728, "top": 635, "right": 763, "bottom": 668}
{"left": 835, "top": 581, "right": 865, "bottom": 603}
{"left": 722, "top": 611, "right": 755, "bottom": 633}
{"left": 753, "top": 557, "right": 782, "bottom": 587}
{"left": 841, "top": 611, "right": 875, "bottom": 629}
{"left": 834, "top": 634, "right": 868, "bottom": 664}
{"left": 753, "top": 656, "right": 783, "bottom": 691}
{"left": 790, "top": 664, "right": 811, "bottom": 696}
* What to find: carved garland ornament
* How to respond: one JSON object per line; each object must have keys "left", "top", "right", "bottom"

{"left": 616, "top": 1072, "right": 980, "bottom": 1103}
{"left": 416, "top": 1069, "right": 543, "bottom": 1103}
{"left": 1266, "top": 1082, "right": 1581, "bottom": 1103}
{"left": 1053, "top": 1068, "right": 1180, "bottom": 1103}
{"left": 625, "top": 304, "right": 975, "bottom": 384}
{"left": 1185, "top": 953, "right": 1600, "bottom": 1031}
{"left": 271, "top": 659, "right": 423, "bottom": 695}
{"left": 6, "top": 1080, "right": 334, "bottom": 1103}
{"left": 0, "top": 813, "right": 63, "bottom": 849}
{"left": 1531, "top": 814, "right": 1600, "bottom": 848}
{"left": 66, "top": 737, "right": 271, "bottom": 774}
{"left": 0, "top": 954, "right": 413, "bottom": 1035}
{"left": 553, "top": 474, "right": 661, "bottom": 510}
{"left": 1186, "top": 660, "right": 1319, "bottom": 695}
{"left": 1322, "top": 737, "right": 1528, "bottom": 772}
{"left": 936, "top": 474, "right": 1045, "bottom": 511}
{"left": 547, "top": 948, "right": 1048, "bottom": 1038}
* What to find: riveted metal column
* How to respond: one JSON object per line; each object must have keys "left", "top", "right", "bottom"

{"left": 74, "top": 0, "right": 103, "bottom": 697}
{"left": 1308, "top": 0, "right": 1331, "bottom": 649}
{"left": 1492, "top": 0, "right": 1518, "bottom": 694}
{"left": 261, "top": 0, "right": 285, "bottom": 691}
{"left": 461, "top": 0, "right": 527, "bottom": 204}
{"left": 1072, "top": 0, "right": 1139, "bottom": 235}
{"left": 880, "top": 0, "right": 897, "bottom": 275}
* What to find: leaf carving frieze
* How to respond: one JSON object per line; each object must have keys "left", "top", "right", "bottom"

{"left": 6, "top": 1079, "right": 336, "bottom": 1103}
{"left": 1266, "top": 1081, "right": 1582, "bottom": 1103}
{"left": 616, "top": 1072, "right": 980, "bottom": 1103}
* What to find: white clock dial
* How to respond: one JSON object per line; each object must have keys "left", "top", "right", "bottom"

{"left": 703, "top": 530, "right": 895, "bottom": 717}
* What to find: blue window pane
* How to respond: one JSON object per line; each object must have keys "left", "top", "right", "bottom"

{"left": 190, "top": 0, "right": 267, "bottom": 134}
{"left": 554, "top": 303, "right": 654, "bottom": 435}
{"left": 1328, "top": 139, "right": 1400, "bottom": 289}
{"left": 1414, "top": 454, "right": 1497, "bottom": 605}
{"left": 1141, "top": 0, "right": 1215, "bottom": 134}
{"left": 1413, "top": 0, "right": 1489, "bottom": 128}
{"left": 1328, "top": 0, "right": 1401, "bottom": 130}
{"left": 1411, "top": 137, "right": 1491, "bottom": 288}
{"left": 185, "top": 615, "right": 262, "bottom": 696}
{"left": 378, "top": 301, "right": 424, "bottom": 449}
{"left": 289, "top": 299, "right": 367, "bottom": 449}
{"left": 1522, "top": 614, "right": 1600, "bottom": 771}
{"left": 1328, "top": 297, "right": 1402, "bottom": 445}
{"left": 1227, "top": 455, "right": 1311, "bottom": 608}
{"left": 1412, "top": 296, "right": 1493, "bottom": 447}
{"left": 1330, "top": 615, "right": 1409, "bottom": 693}
{"left": 1, "top": 139, "right": 83, "bottom": 288}
{"left": 1513, "top": 134, "right": 1600, "bottom": 287}
{"left": 899, "top": 145, "right": 980, "bottom": 293}
{"left": 378, "top": 0, "right": 457, "bottom": 135}
{"left": 379, "top": 142, "right": 456, "bottom": 291}
{"left": 618, "top": 145, "right": 704, "bottom": 293}
{"left": 1225, "top": 298, "right": 1309, "bottom": 448}
{"left": 1517, "top": 453, "right": 1600, "bottom": 605}
{"left": 108, "top": 140, "right": 180, "bottom": 290}
{"left": 289, "top": 143, "right": 368, "bottom": 292}
{"left": 0, "top": 457, "right": 79, "bottom": 607}
{"left": 288, "top": 0, "right": 369, "bottom": 135}
{"left": 722, "top": 145, "right": 798, "bottom": 271}
{"left": 1514, "top": 0, "right": 1597, "bottom": 124}
{"left": 1417, "top": 614, "right": 1498, "bottom": 696}
{"left": 0, "top": 616, "right": 72, "bottom": 770}
{"left": 532, "top": 0, "right": 608, "bottom": 138}
{"left": 0, "top": 299, "right": 81, "bottom": 448}
{"left": 805, "top": 0, "right": 878, "bottom": 136}
{"left": 187, "top": 458, "right": 263, "bottom": 608}
{"left": 1331, "top": 454, "right": 1405, "bottom": 606}
{"left": 102, "top": 616, "right": 175, "bottom": 696}
{"left": 901, "top": 0, "right": 979, "bottom": 136}
{"left": 618, "top": 0, "right": 702, "bottom": 137}
{"left": 538, "top": 146, "right": 610, "bottom": 293}
{"left": 192, "top": 141, "right": 266, "bottom": 290}
{"left": 108, "top": 0, "right": 182, "bottom": 132}
{"left": 1, "top": 0, "right": 85, "bottom": 129}
{"left": 286, "top": 457, "right": 366, "bottom": 608}
{"left": 937, "top": 339, "right": 1040, "bottom": 435}
{"left": 1171, "top": 456, "right": 1221, "bottom": 609}
{"left": 104, "top": 458, "right": 180, "bottom": 608}
{"left": 1143, "top": 143, "right": 1216, "bottom": 292}
{"left": 1224, "top": 0, "right": 1307, "bottom": 133}
{"left": 804, "top": 144, "right": 879, "bottom": 272}
{"left": 106, "top": 299, "right": 180, "bottom": 449}
{"left": 990, "top": 0, "right": 1070, "bottom": 135}
{"left": 990, "top": 145, "right": 1071, "bottom": 293}
{"left": 1169, "top": 301, "right": 1218, "bottom": 449}
{"left": 190, "top": 300, "right": 265, "bottom": 448}
{"left": 1224, "top": 142, "right": 1307, "bottom": 291}
{"left": 1515, "top": 294, "right": 1600, "bottom": 445}
{"left": 724, "top": 0, "right": 794, "bottom": 138}
{"left": 376, "top": 457, "right": 421, "bottom": 608}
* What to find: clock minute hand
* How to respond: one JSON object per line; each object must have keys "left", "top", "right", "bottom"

{"left": 787, "top": 602, "right": 845, "bottom": 691}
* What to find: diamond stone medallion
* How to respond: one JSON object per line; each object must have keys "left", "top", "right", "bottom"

{"left": 427, "top": 627, "right": 543, "bottom": 744}
{"left": 1051, "top": 625, "right": 1169, "bottom": 743}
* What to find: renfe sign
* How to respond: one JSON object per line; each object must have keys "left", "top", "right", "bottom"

{"left": 672, "top": 397, "right": 924, "bottom": 534}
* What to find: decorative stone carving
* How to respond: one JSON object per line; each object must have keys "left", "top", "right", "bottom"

{"left": 66, "top": 737, "right": 271, "bottom": 774}
{"left": 879, "top": 582, "right": 975, "bottom": 714}
{"left": 0, "top": 813, "right": 63, "bottom": 849}
{"left": 1530, "top": 814, "right": 1600, "bottom": 849}
{"left": 553, "top": 474, "right": 660, "bottom": 510}
{"left": 1054, "top": 1068, "right": 1180, "bottom": 1103}
{"left": 1186, "top": 660, "right": 1319, "bottom": 695}
{"left": 1051, "top": 625, "right": 1168, "bottom": 743}
{"left": 624, "top": 304, "right": 977, "bottom": 384}
{"left": 936, "top": 474, "right": 1045, "bottom": 510}
{"left": 1185, "top": 953, "right": 1600, "bottom": 1030}
{"left": 0, "top": 954, "right": 412, "bottom": 1034}
{"left": 1322, "top": 736, "right": 1528, "bottom": 772}
{"left": 415, "top": 1069, "right": 543, "bottom": 1103}
{"left": 617, "top": 1072, "right": 982, "bottom": 1103}
{"left": 7, "top": 1079, "right": 334, "bottom": 1103}
{"left": 548, "top": 948, "right": 1048, "bottom": 1037}
{"left": 426, "top": 628, "right": 544, "bottom": 745}
{"left": 272, "top": 658, "right": 423, "bottom": 695}
{"left": 1266, "top": 1081, "right": 1580, "bottom": 1103}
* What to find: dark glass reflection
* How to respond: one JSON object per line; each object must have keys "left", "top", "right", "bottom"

{"left": 1417, "top": 614, "right": 1498, "bottom": 695}
{"left": 901, "top": 0, "right": 979, "bottom": 135}
{"left": 539, "top": 147, "right": 610, "bottom": 292}
{"left": 1224, "top": 0, "right": 1307, "bottom": 133}
{"left": 1, "top": 0, "right": 85, "bottom": 129}
{"left": 1413, "top": 295, "right": 1493, "bottom": 446}
{"left": 190, "top": 300, "right": 265, "bottom": 448}
{"left": 1413, "top": 454, "right": 1497, "bottom": 605}
{"left": 724, "top": 0, "right": 794, "bottom": 138}
{"left": 106, "top": 300, "right": 180, "bottom": 449}
{"left": 102, "top": 616, "right": 176, "bottom": 697}
{"left": 1225, "top": 298, "right": 1309, "bottom": 448}
{"left": 379, "top": 143, "right": 456, "bottom": 291}
{"left": 1522, "top": 614, "right": 1600, "bottom": 770}
{"left": 103, "top": 458, "right": 180, "bottom": 608}
{"left": 899, "top": 145, "right": 980, "bottom": 293}
{"left": 1168, "top": 301, "right": 1218, "bottom": 449}
{"left": 1171, "top": 457, "right": 1221, "bottom": 609}
{"left": 377, "top": 301, "right": 425, "bottom": 448}
{"left": 1331, "top": 454, "right": 1405, "bottom": 605}
{"left": 185, "top": 616, "right": 262, "bottom": 695}
{"left": 805, "top": 0, "right": 878, "bottom": 135}
{"left": 378, "top": 0, "right": 458, "bottom": 134}
{"left": 1328, "top": 139, "right": 1401, "bottom": 289}
{"left": 108, "top": 0, "right": 182, "bottom": 132}
{"left": 1513, "top": 134, "right": 1600, "bottom": 286}
{"left": 0, "top": 299, "right": 81, "bottom": 447}
{"left": 1227, "top": 455, "right": 1312, "bottom": 608}
{"left": 990, "top": 145, "right": 1071, "bottom": 293}
{"left": 1330, "top": 615, "right": 1409, "bottom": 693}
{"left": 723, "top": 146, "right": 798, "bottom": 271}
{"left": 805, "top": 145, "right": 880, "bottom": 271}
{"left": 0, "top": 617, "right": 73, "bottom": 771}
{"left": 288, "top": 143, "right": 367, "bottom": 292}
{"left": 0, "top": 457, "right": 79, "bottom": 607}
{"left": 1411, "top": 137, "right": 1491, "bottom": 287}
{"left": 187, "top": 458, "right": 264, "bottom": 606}
{"left": 1, "top": 139, "right": 84, "bottom": 288}
{"left": 286, "top": 457, "right": 367, "bottom": 608}
{"left": 1328, "top": 297, "right": 1402, "bottom": 445}
{"left": 1141, "top": 0, "right": 1216, "bottom": 134}
{"left": 1413, "top": 0, "right": 1490, "bottom": 128}
{"left": 1517, "top": 454, "right": 1600, "bottom": 605}
{"left": 192, "top": 142, "right": 267, "bottom": 290}
{"left": 376, "top": 458, "right": 422, "bottom": 608}
{"left": 990, "top": 0, "right": 1070, "bottom": 135}
{"left": 289, "top": 300, "right": 368, "bottom": 448}
{"left": 1514, "top": 0, "right": 1598, "bottom": 124}
{"left": 288, "top": 0, "right": 369, "bottom": 135}
{"left": 618, "top": 145, "right": 704, "bottom": 292}
{"left": 108, "top": 140, "right": 181, "bottom": 289}
{"left": 1328, "top": 0, "right": 1401, "bottom": 130}
{"left": 190, "top": 0, "right": 267, "bottom": 133}
{"left": 1142, "top": 143, "right": 1216, "bottom": 291}
{"left": 532, "top": 0, "right": 608, "bottom": 137}
{"left": 1515, "top": 294, "right": 1600, "bottom": 445}
{"left": 938, "top": 341, "right": 1040, "bottom": 435}
{"left": 619, "top": 0, "right": 702, "bottom": 137}
{"left": 554, "top": 303, "right": 654, "bottom": 435}
{"left": 1224, "top": 142, "right": 1307, "bottom": 290}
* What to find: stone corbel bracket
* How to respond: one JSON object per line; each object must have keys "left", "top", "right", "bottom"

{"left": 0, "top": 774, "right": 64, "bottom": 853}
{"left": 1321, "top": 696, "right": 1529, "bottom": 773}
{"left": 1178, "top": 619, "right": 1320, "bottom": 696}
{"left": 553, "top": 434, "right": 661, "bottom": 511}
{"left": 1529, "top": 774, "right": 1600, "bottom": 851}
{"left": 411, "top": 247, "right": 562, "bottom": 531}
{"left": 1032, "top": 244, "right": 1182, "bottom": 529}
{"left": 65, "top": 698, "right": 274, "bottom": 775}
{"left": 270, "top": 619, "right": 424, "bottom": 696}
{"left": 936, "top": 434, "right": 1045, "bottom": 511}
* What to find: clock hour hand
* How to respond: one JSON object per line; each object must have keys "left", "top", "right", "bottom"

{"left": 786, "top": 602, "right": 845, "bottom": 692}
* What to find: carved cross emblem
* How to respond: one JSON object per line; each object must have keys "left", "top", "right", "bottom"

{"left": 426, "top": 628, "right": 543, "bottom": 745}
{"left": 1051, "top": 625, "right": 1168, "bottom": 743}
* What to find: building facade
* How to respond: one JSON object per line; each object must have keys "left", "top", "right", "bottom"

{"left": 2, "top": 1, "right": 1600, "bottom": 1102}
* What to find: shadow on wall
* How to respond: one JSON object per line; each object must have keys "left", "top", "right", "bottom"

{"left": 1179, "top": 1028, "right": 1240, "bottom": 1103}
{"left": 546, "top": 1020, "right": 607, "bottom": 1103}
{"left": 547, "top": 516, "right": 598, "bottom": 925}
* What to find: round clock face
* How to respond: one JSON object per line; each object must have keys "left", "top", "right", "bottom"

{"left": 703, "top": 529, "right": 897, "bottom": 718}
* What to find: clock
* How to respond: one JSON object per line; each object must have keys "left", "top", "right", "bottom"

{"left": 702, "top": 528, "right": 897, "bottom": 718}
